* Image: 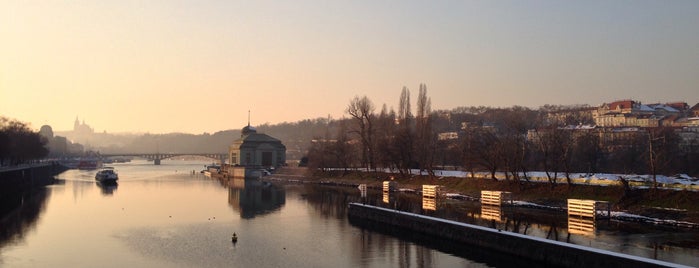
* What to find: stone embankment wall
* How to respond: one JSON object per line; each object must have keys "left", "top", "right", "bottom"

{"left": 0, "top": 162, "right": 66, "bottom": 197}
{"left": 348, "top": 203, "right": 688, "bottom": 268}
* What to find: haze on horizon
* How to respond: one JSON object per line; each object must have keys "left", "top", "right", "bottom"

{"left": 1, "top": 1, "right": 697, "bottom": 134}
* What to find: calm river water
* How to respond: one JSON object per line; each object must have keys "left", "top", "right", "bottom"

{"left": 0, "top": 160, "right": 697, "bottom": 267}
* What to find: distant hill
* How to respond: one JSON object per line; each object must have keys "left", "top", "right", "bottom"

{"left": 54, "top": 118, "right": 334, "bottom": 161}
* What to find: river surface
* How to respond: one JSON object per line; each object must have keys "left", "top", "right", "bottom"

{"left": 0, "top": 160, "right": 697, "bottom": 267}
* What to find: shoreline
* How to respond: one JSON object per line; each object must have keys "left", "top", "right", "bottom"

{"left": 266, "top": 168, "right": 699, "bottom": 228}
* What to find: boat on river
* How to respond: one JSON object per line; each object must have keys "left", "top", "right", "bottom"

{"left": 95, "top": 167, "right": 118, "bottom": 183}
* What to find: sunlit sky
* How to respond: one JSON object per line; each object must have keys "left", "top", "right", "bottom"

{"left": 1, "top": 1, "right": 698, "bottom": 134}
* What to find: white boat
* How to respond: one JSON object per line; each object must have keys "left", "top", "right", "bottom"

{"left": 95, "top": 167, "right": 118, "bottom": 183}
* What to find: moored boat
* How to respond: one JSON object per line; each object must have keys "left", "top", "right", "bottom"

{"left": 59, "top": 158, "right": 103, "bottom": 170}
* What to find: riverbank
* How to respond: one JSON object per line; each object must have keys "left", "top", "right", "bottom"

{"left": 271, "top": 167, "right": 699, "bottom": 226}
{"left": 0, "top": 162, "right": 67, "bottom": 198}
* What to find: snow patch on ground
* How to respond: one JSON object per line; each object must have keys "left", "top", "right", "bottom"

{"left": 328, "top": 168, "right": 699, "bottom": 191}
{"left": 608, "top": 211, "right": 699, "bottom": 228}
{"left": 511, "top": 200, "right": 564, "bottom": 211}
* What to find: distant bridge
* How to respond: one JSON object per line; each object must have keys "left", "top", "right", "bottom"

{"left": 100, "top": 153, "right": 227, "bottom": 165}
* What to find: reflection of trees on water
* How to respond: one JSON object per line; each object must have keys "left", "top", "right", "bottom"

{"left": 349, "top": 213, "right": 534, "bottom": 268}
{"left": 300, "top": 186, "right": 441, "bottom": 267}
{"left": 223, "top": 179, "right": 285, "bottom": 219}
{"left": 299, "top": 185, "right": 698, "bottom": 266}
{"left": 0, "top": 188, "right": 50, "bottom": 250}
{"left": 301, "top": 185, "right": 364, "bottom": 219}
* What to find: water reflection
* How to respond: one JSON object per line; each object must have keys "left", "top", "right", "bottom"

{"left": 354, "top": 189, "right": 698, "bottom": 265}
{"left": 422, "top": 196, "right": 437, "bottom": 211}
{"left": 0, "top": 188, "right": 50, "bottom": 250}
{"left": 382, "top": 190, "right": 395, "bottom": 207}
{"left": 298, "top": 185, "right": 480, "bottom": 267}
{"left": 3, "top": 161, "right": 698, "bottom": 267}
{"left": 358, "top": 184, "right": 367, "bottom": 198}
{"left": 222, "top": 178, "right": 285, "bottom": 219}
{"left": 481, "top": 205, "right": 503, "bottom": 222}
{"left": 568, "top": 216, "right": 596, "bottom": 236}
{"left": 96, "top": 181, "right": 118, "bottom": 195}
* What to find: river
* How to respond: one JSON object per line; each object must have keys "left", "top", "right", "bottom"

{"left": 0, "top": 160, "right": 697, "bottom": 267}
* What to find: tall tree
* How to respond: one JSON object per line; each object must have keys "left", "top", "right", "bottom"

{"left": 395, "top": 87, "right": 414, "bottom": 176}
{"left": 0, "top": 117, "right": 49, "bottom": 165}
{"left": 375, "top": 104, "right": 397, "bottom": 171}
{"left": 415, "top": 84, "right": 435, "bottom": 176}
{"left": 346, "top": 96, "right": 376, "bottom": 170}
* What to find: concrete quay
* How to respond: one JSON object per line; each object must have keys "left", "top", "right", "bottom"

{"left": 0, "top": 162, "right": 66, "bottom": 197}
{"left": 347, "top": 203, "right": 690, "bottom": 268}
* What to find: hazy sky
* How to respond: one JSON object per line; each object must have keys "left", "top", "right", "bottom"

{"left": 2, "top": 1, "right": 698, "bottom": 134}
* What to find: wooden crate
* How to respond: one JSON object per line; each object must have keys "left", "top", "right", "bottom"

{"left": 422, "top": 185, "right": 440, "bottom": 198}
{"left": 480, "top": 191, "right": 512, "bottom": 206}
{"left": 567, "top": 199, "right": 610, "bottom": 219}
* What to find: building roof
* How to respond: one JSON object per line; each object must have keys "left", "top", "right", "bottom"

{"left": 638, "top": 104, "right": 655, "bottom": 112}
{"left": 647, "top": 104, "right": 680, "bottom": 113}
{"left": 231, "top": 131, "right": 286, "bottom": 150}
{"left": 608, "top": 100, "right": 635, "bottom": 110}
{"left": 666, "top": 102, "right": 688, "bottom": 111}
{"left": 238, "top": 133, "right": 282, "bottom": 143}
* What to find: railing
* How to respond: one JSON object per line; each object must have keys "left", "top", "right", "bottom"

{"left": 480, "top": 190, "right": 512, "bottom": 206}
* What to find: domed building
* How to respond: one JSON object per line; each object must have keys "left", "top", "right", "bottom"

{"left": 228, "top": 123, "right": 286, "bottom": 170}
{"left": 39, "top": 125, "right": 54, "bottom": 139}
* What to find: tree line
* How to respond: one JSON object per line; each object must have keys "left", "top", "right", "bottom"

{"left": 305, "top": 86, "right": 698, "bottom": 184}
{"left": 0, "top": 117, "right": 48, "bottom": 166}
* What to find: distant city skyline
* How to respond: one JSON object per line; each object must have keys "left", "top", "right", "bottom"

{"left": 2, "top": 1, "right": 697, "bottom": 133}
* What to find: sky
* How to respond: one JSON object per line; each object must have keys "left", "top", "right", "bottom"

{"left": 1, "top": 1, "right": 698, "bottom": 134}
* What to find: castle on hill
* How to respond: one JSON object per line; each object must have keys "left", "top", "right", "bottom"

{"left": 73, "top": 116, "right": 94, "bottom": 135}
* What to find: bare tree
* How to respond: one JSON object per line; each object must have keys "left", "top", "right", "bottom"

{"left": 332, "top": 119, "right": 353, "bottom": 174}
{"left": 375, "top": 104, "right": 397, "bottom": 172}
{"left": 533, "top": 127, "right": 574, "bottom": 187}
{"left": 460, "top": 126, "right": 479, "bottom": 178}
{"left": 471, "top": 127, "right": 502, "bottom": 181}
{"left": 394, "top": 87, "right": 414, "bottom": 176}
{"left": 646, "top": 127, "right": 680, "bottom": 189}
{"left": 415, "top": 84, "right": 435, "bottom": 176}
{"left": 346, "top": 96, "right": 376, "bottom": 170}
{"left": 572, "top": 129, "right": 601, "bottom": 174}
